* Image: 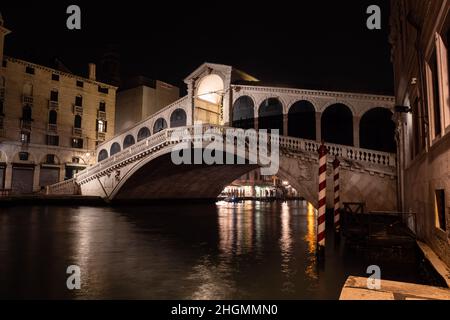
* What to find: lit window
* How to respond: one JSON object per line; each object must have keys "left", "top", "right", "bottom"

{"left": 97, "top": 120, "right": 107, "bottom": 133}
{"left": 20, "top": 132, "right": 30, "bottom": 144}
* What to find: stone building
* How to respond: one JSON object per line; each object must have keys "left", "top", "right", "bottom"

{"left": 390, "top": 0, "right": 450, "bottom": 266}
{"left": 0, "top": 15, "right": 117, "bottom": 193}
{"left": 115, "top": 76, "right": 179, "bottom": 133}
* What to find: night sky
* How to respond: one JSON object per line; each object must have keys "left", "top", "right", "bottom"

{"left": 1, "top": 0, "right": 393, "bottom": 94}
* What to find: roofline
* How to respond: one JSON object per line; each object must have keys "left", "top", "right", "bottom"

{"left": 4, "top": 56, "right": 119, "bottom": 90}
{"left": 232, "top": 84, "right": 395, "bottom": 103}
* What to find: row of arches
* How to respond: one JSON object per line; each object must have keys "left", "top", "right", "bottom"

{"left": 98, "top": 108, "right": 187, "bottom": 161}
{"left": 231, "top": 96, "right": 396, "bottom": 153}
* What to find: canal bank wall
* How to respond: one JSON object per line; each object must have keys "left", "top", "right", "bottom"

{"left": 0, "top": 195, "right": 107, "bottom": 207}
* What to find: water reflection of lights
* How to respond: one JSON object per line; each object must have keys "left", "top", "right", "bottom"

{"left": 280, "top": 202, "right": 294, "bottom": 292}
{"left": 304, "top": 202, "right": 318, "bottom": 281}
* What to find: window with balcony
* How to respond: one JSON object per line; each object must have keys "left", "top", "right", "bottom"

{"left": 20, "top": 132, "right": 30, "bottom": 144}
{"left": 22, "top": 105, "right": 32, "bottom": 121}
{"left": 49, "top": 110, "right": 57, "bottom": 125}
{"left": 74, "top": 115, "right": 82, "bottom": 129}
{"left": 46, "top": 135, "right": 59, "bottom": 146}
{"left": 72, "top": 138, "right": 83, "bottom": 149}
{"left": 75, "top": 95, "right": 83, "bottom": 107}
{"left": 99, "top": 101, "right": 106, "bottom": 112}
{"left": 50, "top": 90, "right": 59, "bottom": 102}
{"left": 96, "top": 119, "right": 107, "bottom": 133}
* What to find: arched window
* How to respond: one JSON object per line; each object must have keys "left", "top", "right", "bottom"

{"left": 153, "top": 118, "right": 167, "bottom": 133}
{"left": 137, "top": 127, "right": 151, "bottom": 142}
{"left": 232, "top": 96, "right": 255, "bottom": 129}
{"left": 110, "top": 142, "right": 121, "bottom": 156}
{"left": 22, "top": 105, "right": 32, "bottom": 120}
{"left": 288, "top": 101, "right": 316, "bottom": 140}
{"left": 360, "top": 108, "right": 396, "bottom": 152}
{"left": 258, "top": 98, "right": 283, "bottom": 133}
{"left": 321, "top": 103, "right": 353, "bottom": 146}
{"left": 74, "top": 115, "right": 82, "bottom": 128}
{"left": 48, "top": 110, "right": 57, "bottom": 125}
{"left": 123, "top": 135, "right": 136, "bottom": 149}
{"left": 98, "top": 149, "right": 108, "bottom": 162}
{"left": 170, "top": 109, "right": 187, "bottom": 128}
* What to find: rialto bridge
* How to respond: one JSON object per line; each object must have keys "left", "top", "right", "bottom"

{"left": 47, "top": 63, "right": 398, "bottom": 211}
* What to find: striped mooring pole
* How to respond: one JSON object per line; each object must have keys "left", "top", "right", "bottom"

{"left": 317, "top": 142, "right": 327, "bottom": 255}
{"left": 333, "top": 156, "right": 341, "bottom": 234}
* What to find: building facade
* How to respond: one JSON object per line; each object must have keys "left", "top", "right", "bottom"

{"left": 390, "top": 0, "right": 450, "bottom": 266}
{"left": 0, "top": 16, "right": 117, "bottom": 193}
{"left": 115, "top": 76, "right": 179, "bottom": 133}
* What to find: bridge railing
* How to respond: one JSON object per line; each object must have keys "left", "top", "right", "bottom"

{"left": 96, "top": 96, "right": 189, "bottom": 152}
{"left": 279, "top": 136, "right": 396, "bottom": 167}
{"left": 45, "top": 178, "right": 79, "bottom": 195}
{"left": 76, "top": 129, "right": 169, "bottom": 181}
{"left": 75, "top": 124, "right": 396, "bottom": 184}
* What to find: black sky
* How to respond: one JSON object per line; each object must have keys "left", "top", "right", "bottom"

{"left": 1, "top": 0, "right": 393, "bottom": 94}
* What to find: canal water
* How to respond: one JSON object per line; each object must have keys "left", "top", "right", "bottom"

{"left": 0, "top": 201, "right": 428, "bottom": 299}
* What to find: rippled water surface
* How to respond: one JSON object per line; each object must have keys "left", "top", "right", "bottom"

{"left": 0, "top": 201, "right": 424, "bottom": 299}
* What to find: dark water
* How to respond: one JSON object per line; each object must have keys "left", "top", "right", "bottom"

{"left": 0, "top": 201, "right": 425, "bottom": 299}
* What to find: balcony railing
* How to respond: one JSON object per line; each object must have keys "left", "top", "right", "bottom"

{"left": 22, "top": 95, "right": 33, "bottom": 105}
{"left": 97, "top": 110, "right": 106, "bottom": 120}
{"left": 72, "top": 127, "right": 83, "bottom": 137}
{"left": 47, "top": 123, "right": 57, "bottom": 133}
{"left": 48, "top": 100, "right": 59, "bottom": 110}
{"left": 97, "top": 132, "right": 106, "bottom": 141}
{"left": 20, "top": 119, "right": 32, "bottom": 131}
{"left": 73, "top": 105, "right": 83, "bottom": 115}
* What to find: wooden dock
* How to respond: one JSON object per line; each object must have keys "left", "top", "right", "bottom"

{"left": 340, "top": 276, "right": 450, "bottom": 300}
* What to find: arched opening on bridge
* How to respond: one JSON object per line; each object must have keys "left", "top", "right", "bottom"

{"left": 153, "top": 118, "right": 168, "bottom": 134}
{"left": 258, "top": 98, "right": 283, "bottom": 133}
{"left": 170, "top": 109, "right": 187, "bottom": 128}
{"left": 98, "top": 149, "right": 108, "bottom": 162}
{"left": 288, "top": 101, "right": 316, "bottom": 140}
{"left": 123, "top": 135, "right": 136, "bottom": 149}
{"left": 220, "top": 169, "right": 302, "bottom": 199}
{"left": 232, "top": 96, "right": 255, "bottom": 129}
{"left": 195, "top": 74, "right": 224, "bottom": 125}
{"left": 321, "top": 103, "right": 353, "bottom": 146}
{"left": 137, "top": 127, "right": 151, "bottom": 142}
{"left": 360, "top": 108, "right": 396, "bottom": 152}
{"left": 110, "top": 142, "right": 121, "bottom": 156}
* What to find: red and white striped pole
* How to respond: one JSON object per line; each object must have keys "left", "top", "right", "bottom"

{"left": 333, "top": 156, "right": 341, "bottom": 234}
{"left": 317, "top": 142, "right": 327, "bottom": 254}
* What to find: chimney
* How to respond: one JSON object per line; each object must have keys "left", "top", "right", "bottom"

{"left": 88, "top": 63, "right": 96, "bottom": 80}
